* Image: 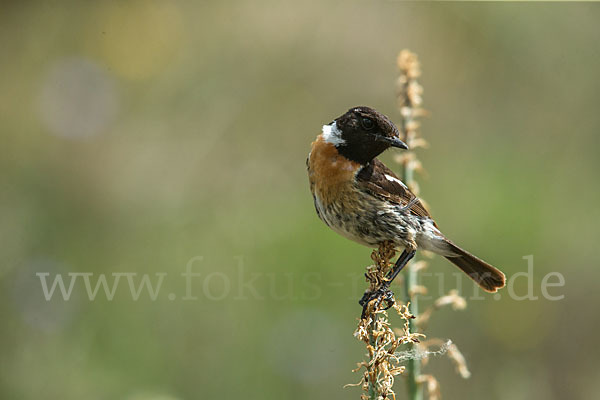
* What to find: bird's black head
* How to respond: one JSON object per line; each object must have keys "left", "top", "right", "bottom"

{"left": 322, "top": 106, "right": 408, "bottom": 165}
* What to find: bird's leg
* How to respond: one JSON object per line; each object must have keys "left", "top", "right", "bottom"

{"left": 386, "top": 249, "right": 416, "bottom": 284}
{"left": 359, "top": 249, "right": 416, "bottom": 318}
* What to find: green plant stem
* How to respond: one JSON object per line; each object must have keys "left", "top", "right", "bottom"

{"left": 403, "top": 263, "right": 422, "bottom": 400}
{"left": 401, "top": 104, "right": 423, "bottom": 400}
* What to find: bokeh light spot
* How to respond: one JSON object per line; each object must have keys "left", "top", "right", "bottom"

{"left": 38, "top": 57, "right": 118, "bottom": 139}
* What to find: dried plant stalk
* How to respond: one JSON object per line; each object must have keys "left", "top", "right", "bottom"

{"left": 351, "top": 243, "right": 424, "bottom": 400}
{"left": 351, "top": 49, "right": 471, "bottom": 400}
{"left": 396, "top": 49, "right": 427, "bottom": 400}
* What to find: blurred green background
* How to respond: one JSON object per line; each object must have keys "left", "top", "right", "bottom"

{"left": 1, "top": 1, "right": 599, "bottom": 399}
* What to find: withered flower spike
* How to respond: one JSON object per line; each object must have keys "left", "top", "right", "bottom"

{"left": 351, "top": 50, "right": 473, "bottom": 400}
{"left": 352, "top": 244, "right": 426, "bottom": 399}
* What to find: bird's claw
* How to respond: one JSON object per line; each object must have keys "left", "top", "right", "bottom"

{"left": 359, "top": 286, "right": 395, "bottom": 319}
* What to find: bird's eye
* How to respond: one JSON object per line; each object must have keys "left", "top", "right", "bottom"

{"left": 361, "top": 118, "right": 374, "bottom": 130}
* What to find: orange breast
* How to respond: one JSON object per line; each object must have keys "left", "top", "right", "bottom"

{"left": 307, "top": 135, "right": 361, "bottom": 206}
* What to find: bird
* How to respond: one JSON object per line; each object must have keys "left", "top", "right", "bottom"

{"left": 306, "top": 106, "right": 505, "bottom": 312}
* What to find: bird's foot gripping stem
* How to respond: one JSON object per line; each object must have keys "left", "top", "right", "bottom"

{"left": 358, "top": 248, "right": 415, "bottom": 319}
{"left": 359, "top": 285, "right": 395, "bottom": 319}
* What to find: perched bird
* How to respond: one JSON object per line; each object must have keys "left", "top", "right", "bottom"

{"left": 307, "top": 106, "right": 505, "bottom": 311}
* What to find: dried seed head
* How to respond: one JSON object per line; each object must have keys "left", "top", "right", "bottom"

{"left": 418, "top": 374, "right": 441, "bottom": 400}
{"left": 397, "top": 50, "right": 421, "bottom": 80}
{"left": 434, "top": 289, "right": 467, "bottom": 311}
{"left": 447, "top": 342, "right": 471, "bottom": 379}
{"left": 352, "top": 247, "right": 427, "bottom": 399}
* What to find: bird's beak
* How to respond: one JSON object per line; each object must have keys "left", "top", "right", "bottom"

{"left": 375, "top": 135, "right": 408, "bottom": 149}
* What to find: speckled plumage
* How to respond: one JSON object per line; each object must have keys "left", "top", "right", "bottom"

{"left": 307, "top": 136, "right": 447, "bottom": 253}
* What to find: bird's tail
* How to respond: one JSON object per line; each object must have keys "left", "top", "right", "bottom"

{"left": 443, "top": 240, "right": 505, "bottom": 293}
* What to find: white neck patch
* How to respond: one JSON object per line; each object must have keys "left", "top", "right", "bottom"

{"left": 321, "top": 121, "right": 345, "bottom": 146}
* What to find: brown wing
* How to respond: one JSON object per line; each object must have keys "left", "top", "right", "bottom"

{"left": 356, "top": 158, "right": 432, "bottom": 219}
